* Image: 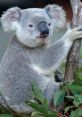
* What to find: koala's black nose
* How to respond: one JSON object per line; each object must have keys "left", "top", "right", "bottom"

{"left": 38, "top": 22, "right": 49, "bottom": 37}
{"left": 41, "top": 28, "right": 49, "bottom": 35}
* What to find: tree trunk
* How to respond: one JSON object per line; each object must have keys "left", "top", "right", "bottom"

{"left": 65, "top": 0, "right": 82, "bottom": 82}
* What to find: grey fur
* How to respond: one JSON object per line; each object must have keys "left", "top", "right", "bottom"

{"left": 0, "top": 4, "right": 82, "bottom": 114}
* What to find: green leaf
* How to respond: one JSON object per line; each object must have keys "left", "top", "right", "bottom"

{"left": 66, "top": 93, "right": 82, "bottom": 106}
{"left": 66, "top": 95, "right": 75, "bottom": 100}
{"left": 54, "top": 90, "right": 65, "bottom": 106}
{"left": 80, "top": 46, "right": 82, "bottom": 58}
{"left": 75, "top": 108, "right": 82, "bottom": 116}
{"left": 70, "top": 108, "right": 82, "bottom": 117}
{"left": 43, "top": 98, "right": 49, "bottom": 107}
{"left": 0, "top": 114, "right": 13, "bottom": 117}
{"left": 26, "top": 101, "right": 48, "bottom": 114}
{"left": 31, "top": 82, "right": 45, "bottom": 104}
{"left": 26, "top": 82, "right": 57, "bottom": 117}
{"left": 79, "top": 67, "right": 82, "bottom": 72}
{"left": 65, "top": 106, "right": 75, "bottom": 113}
{"left": 73, "top": 99, "right": 80, "bottom": 107}
{"left": 73, "top": 94, "right": 82, "bottom": 106}
{"left": 70, "top": 111, "right": 76, "bottom": 117}
{"left": 67, "top": 84, "right": 82, "bottom": 93}
{"left": 26, "top": 101, "right": 57, "bottom": 117}
{"left": 74, "top": 69, "right": 82, "bottom": 85}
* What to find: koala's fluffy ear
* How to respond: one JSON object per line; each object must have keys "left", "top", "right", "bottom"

{"left": 44, "top": 4, "right": 66, "bottom": 29}
{"left": 1, "top": 7, "right": 21, "bottom": 31}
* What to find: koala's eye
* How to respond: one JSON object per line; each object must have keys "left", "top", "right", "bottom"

{"left": 48, "top": 23, "right": 51, "bottom": 26}
{"left": 29, "top": 24, "right": 34, "bottom": 27}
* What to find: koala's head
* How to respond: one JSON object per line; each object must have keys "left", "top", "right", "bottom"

{"left": 1, "top": 4, "right": 66, "bottom": 48}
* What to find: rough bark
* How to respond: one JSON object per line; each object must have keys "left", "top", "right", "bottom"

{"left": 65, "top": 0, "right": 82, "bottom": 82}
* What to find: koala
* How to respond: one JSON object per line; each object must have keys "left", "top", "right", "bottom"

{"left": 0, "top": 4, "right": 82, "bottom": 115}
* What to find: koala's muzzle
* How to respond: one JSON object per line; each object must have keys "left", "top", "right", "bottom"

{"left": 38, "top": 22, "right": 49, "bottom": 38}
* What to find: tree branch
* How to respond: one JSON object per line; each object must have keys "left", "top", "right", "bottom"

{"left": 65, "top": 0, "right": 82, "bottom": 82}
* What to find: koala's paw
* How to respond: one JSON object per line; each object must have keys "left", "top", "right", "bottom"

{"left": 55, "top": 70, "right": 64, "bottom": 83}
{"left": 65, "top": 26, "right": 82, "bottom": 41}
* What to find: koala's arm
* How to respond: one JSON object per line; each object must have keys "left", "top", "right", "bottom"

{"left": 39, "top": 27, "right": 82, "bottom": 71}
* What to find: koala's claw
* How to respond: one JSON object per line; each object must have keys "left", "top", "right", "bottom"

{"left": 55, "top": 70, "right": 64, "bottom": 82}
{"left": 74, "top": 26, "right": 82, "bottom": 38}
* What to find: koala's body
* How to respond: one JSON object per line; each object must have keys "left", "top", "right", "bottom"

{"left": 0, "top": 4, "right": 82, "bottom": 115}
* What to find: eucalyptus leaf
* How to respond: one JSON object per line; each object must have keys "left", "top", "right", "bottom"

{"left": 70, "top": 111, "right": 76, "bottom": 117}
{"left": 27, "top": 101, "right": 49, "bottom": 114}
{"left": 73, "top": 94, "right": 82, "bottom": 106}
{"left": 74, "top": 69, "right": 82, "bottom": 85}
{"left": 32, "top": 82, "right": 45, "bottom": 104}
{"left": 66, "top": 96, "right": 75, "bottom": 100}
{"left": 54, "top": 90, "right": 65, "bottom": 106}
{"left": 70, "top": 108, "right": 82, "bottom": 117}
{"left": 0, "top": 114, "right": 13, "bottom": 117}
{"left": 26, "top": 101, "right": 57, "bottom": 117}
{"left": 65, "top": 106, "right": 75, "bottom": 113}
{"left": 80, "top": 46, "right": 82, "bottom": 58}
{"left": 67, "top": 84, "right": 82, "bottom": 93}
